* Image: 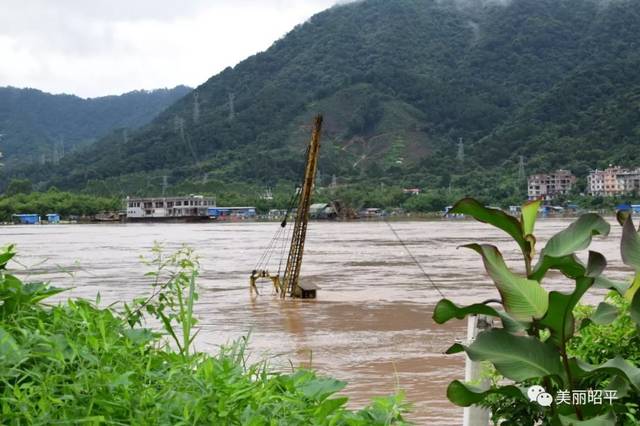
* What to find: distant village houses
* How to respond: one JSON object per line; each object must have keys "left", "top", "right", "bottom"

{"left": 587, "top": 166, "right": 640, "bottom": 196}
{"left": 527, "top": 169, "right": 576, "bottom": 200}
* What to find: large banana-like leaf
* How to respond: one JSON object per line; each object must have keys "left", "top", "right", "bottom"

{"left": 593, "top": 276, "right": 630, "bottom": 297}
{"left": 575, "top": 356, "right": 640, "bottom": 391}
{"left": 531, "top": 214, "right": 609, "bottom": 281}
{"left": 446, "top": 380, "right": 524, "bottom": 407}
{"left": 541, "top": 214, "right": 610, "bottom": 258}
{"left": 460, "top": 329, "right": 564, "bottom": 382}
{"left": 539, "top": 277, "right": 593, "bottom": 346}
{"left": 464, "top": 244, "right": 548, "bottom": 321}
{"left": 449, "top": 199, "right": 528, "bottom": 254}
{"left": 590, "top": 302, "right": 618, "bottom": 325}
{"left": 521, "top": 200, "right": 541, "bottom": 237}
{"left": 432, "top": 299, "right": 526, "bottom": 332}
{"left": 530, "top": 254, "right": 586, "bottom": 281}
{"left": 621, "top": 217, "right": 640, "bottom": 271}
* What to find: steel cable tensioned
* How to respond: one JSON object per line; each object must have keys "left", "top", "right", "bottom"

{"left": 253, "top": 146, "right": 309, "bottom": 273}
{"left": 383, "top": 219, "right": 447, "bottom": 299}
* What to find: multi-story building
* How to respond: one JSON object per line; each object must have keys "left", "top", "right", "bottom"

{"left": 527, "top": 170, "right": 576, "bottom": 200}
{"left": 587, "top": 169, "right": 606, "bottom": 196}
{"left": 125, "top": 195, "right": 215, "bottom": 221}
{"left": 587, "top": 166, "right": 640, "bottom": 196}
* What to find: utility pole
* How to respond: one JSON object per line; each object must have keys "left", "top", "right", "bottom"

{"left": 463, "top": 315, "right": 491, "bottom": 426}
{"left": 457, "top": 138, "right": 465, "bottom": 163}
{"left": 161, "top": 175, "right": 168, "bottom": 196}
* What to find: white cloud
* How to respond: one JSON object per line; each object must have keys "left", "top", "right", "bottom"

{"left": 0, "top": 0, "right": 344, "bottom": 98}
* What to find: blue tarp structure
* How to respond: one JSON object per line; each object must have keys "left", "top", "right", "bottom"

{"left": 208, "top": 207, "right": 256, "bottom": 218}
{"left": 13, "top": 214, "right": 40, "bottom": 224}
{"left": 46, "top": 213, "right": 60, "bottom": 224}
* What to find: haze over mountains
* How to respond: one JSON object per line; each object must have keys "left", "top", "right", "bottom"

{"left": 3, "top": 0, "right": 640, "bottom": 202}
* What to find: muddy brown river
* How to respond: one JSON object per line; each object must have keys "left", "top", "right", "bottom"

{"left": 0, "top": 218, "right": 629, "bottom": 424}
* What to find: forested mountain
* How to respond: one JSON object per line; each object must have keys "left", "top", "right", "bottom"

{"left": 0, "top": 86, "right": 191, "bottom": 166}
{"left": 5, "top": 0, "right": 640, "bottom": 203}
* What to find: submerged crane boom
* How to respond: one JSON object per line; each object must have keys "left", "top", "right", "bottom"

{"left": 281, "top": 115, "right": 323, "bottom": 298}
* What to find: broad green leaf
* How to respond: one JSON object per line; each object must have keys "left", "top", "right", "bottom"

{"left": 631, "top": 290, "right": 640, "bottom": 327}
{"left": 463, "top": 329, "right": 564, "bottom": 382}
{"left": 433, "top": 299, "right": 497, "bottom": 323}
{"left": 590, "top": 302, "right": 618, "bottom": 325}
{"left": 530, "top": 254, "right": 586, "bottom": 281}
{"left": 521, "top": 200, "right": 541, "bottom": 237}
{"left": 576, "top": 356, "right": 640, "bottom": 391}
{"left": 450, "top": 199, "right": 527, "bottom": 253}
{"left": 314, "top": 397, "right": 348, "bottom": 418}
{"left": 432, "top": 299, "right": 526, "bottom": 332}
{"left": 446, "top": 380, "right": 523, "bottom": 407}
{"left": 542, "top": 214, "right": 610, "bottom": 258}
{"left": 559, "top": 411, "right": 616, "bottom": 426}
{"left": 445, "top": 343, "right": 464, "bottom": 354}
{"left": 539, "top": 277, "right": 593, "bottom": 346}
{"left": 620, "top": 217, "right": 640, "bottom": 271}
{"left": 593, "top": 276, "right": 630, "bottom": 297}
{"left": 585, "top": 251, "right": 607, "bottom": 278}
{"left": 464, "top": 244, "right": 548, "bottom": 321}
{"left": 299, "top": 377, "right": 347, "bottom": 401}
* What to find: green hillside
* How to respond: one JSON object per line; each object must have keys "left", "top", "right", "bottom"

{"left": 4, "top": 0, "right": 640, "bottom": 204}
{"left": 0, "top": 86, "right": 191, "bottom": 167}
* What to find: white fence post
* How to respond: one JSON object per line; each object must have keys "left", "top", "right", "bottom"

{"left": 462, "top": 315, "right": 491, "bottom": 426}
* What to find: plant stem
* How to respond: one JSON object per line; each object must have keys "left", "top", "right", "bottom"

{"left": 560, "top": 346, "right": 583, "bottom": 420}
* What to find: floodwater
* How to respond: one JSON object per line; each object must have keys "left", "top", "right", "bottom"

{"left": 0, "top": 218, "right": 629, "bottom": 424}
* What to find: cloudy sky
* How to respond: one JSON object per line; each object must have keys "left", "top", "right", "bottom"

{"left": 0, "top": 0, "right": 346, "bottom": 98}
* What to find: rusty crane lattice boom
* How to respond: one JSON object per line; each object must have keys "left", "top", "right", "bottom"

{"left": 249, "top": 115, "right": 323, "bottom": 299}
{"left": 281, "top": 115, "right": 323, "bottom": 298}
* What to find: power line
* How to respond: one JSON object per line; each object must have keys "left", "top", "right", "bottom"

{"left": 383, "top": 220, "right": 447, "bottom": 299}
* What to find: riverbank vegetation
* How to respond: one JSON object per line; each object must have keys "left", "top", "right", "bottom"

{"left": 434, "top": 199, "right": 640, "bottom": 425}
{"left": 0, "top": 244, "right": 407, "bottom": 425}
{"left": 0, "top": 185, "right": 120, "bottom": 221}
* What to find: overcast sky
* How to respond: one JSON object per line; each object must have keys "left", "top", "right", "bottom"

{"left": 0, "top": 0, "right": 346, "bottom": 98}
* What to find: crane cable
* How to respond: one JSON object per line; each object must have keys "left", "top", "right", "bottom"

{"left": 383, "top": 219, "right": 447, "bottom": 299}
{"left": 253, "top": 144, "right": 309, "bottom": 273}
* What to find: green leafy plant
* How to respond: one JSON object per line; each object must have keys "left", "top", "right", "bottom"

{"left": 434, "top": 198, "right": 640, "bottom": 425}
{"left": 124, "top": 243, "right": 200, "bottom": 356}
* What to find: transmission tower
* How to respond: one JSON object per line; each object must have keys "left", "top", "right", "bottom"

{"left": 518, "top": 155, "right": 526, "bottom": 180}
{"left": 52, "top": 144, "right": 59, "bottom": 165}
{"left": 193, "top": 92, "right": 200, "bottom": 123}
{"left": 161, "top": 175, "right": 168, "bottom": 196}
{"left": 123, "top": 129, "right": 129, "bottom": 144}
{"left": 228, "top": 93, "right": 235, "bottom": 121}
{"left": 457, "top": 137, "right": 464, "bottom": 162}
